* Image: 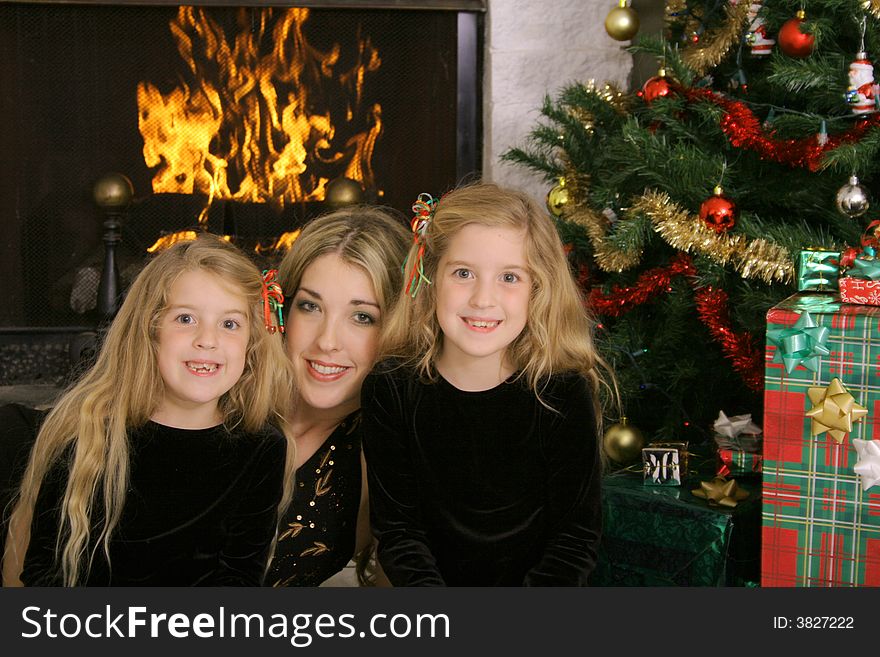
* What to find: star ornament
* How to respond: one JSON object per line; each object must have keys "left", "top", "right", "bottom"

{"left": 805, "top": 378, "right": 868, "bottom": 443}
{"left": 852, "top": 439, "right": 880, "bottom": 492}
{"left": 767, "top": 311, "right": 830, "bottom": 374}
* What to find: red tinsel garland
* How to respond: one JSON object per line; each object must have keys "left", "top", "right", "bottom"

{"left": 680, "top": 86, "right": 880, "bottom": 171}
{"left": 589, "top": 253, "right": 764, "bottom": 391}
{"left": 589, "top": 253, "right": 696, "bottom": 316}
{"left": 693, "top": 286, "right": 764, "bottom": 391}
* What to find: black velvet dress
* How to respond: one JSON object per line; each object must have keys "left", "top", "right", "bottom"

{"left": 9, "top": 405, "right": 286, "bottom": 586}
{"left": 267, "top": 412, "right": 362, "bottom": 586}
{"left": 361, "top": 365, "right": 602, "bottom": 587}
{"left": 0, "top": 403, "right": 48, "bottom": 567}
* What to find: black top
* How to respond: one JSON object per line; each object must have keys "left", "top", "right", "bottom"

{"left": 361, "top": 364, "right": 602, "bottom": 587}
{"left": 267, "top": 412, "right": 362, "bottom": 587}
{"left": 0, "top": 404, "right": 48, "bottom": 567}
{"left": 14, "top": 409, "right": 286, "bottom": 586}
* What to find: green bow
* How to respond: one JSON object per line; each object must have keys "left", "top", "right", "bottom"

{"left": 850, "top": 257, "right": 880, "bottom": 281}
{"left": 766, "top": 311, "right": 830, "bottom": 374}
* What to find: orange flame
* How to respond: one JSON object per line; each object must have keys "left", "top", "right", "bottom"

{"left": 146, "top": 231, "right": 232, "bottom": 253}
{"left": 137, "top": 7, "right": 381, "bottom": 222}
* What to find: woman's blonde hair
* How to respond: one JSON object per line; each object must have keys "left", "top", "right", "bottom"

{"left": 277, "top": 205, "right": 410, "bottom": 322}
{"left": 276, "top": 205, "right": 409, "bottom": 587}
{"left": 383, "top": 182, "right": 617, "bottom": 422}
{"left": 5, "top": 233, "right": 295, "bottom": 586}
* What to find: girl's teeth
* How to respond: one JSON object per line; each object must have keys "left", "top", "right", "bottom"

{"left": 187, "top": 362, "right": 218, "bottom": 373}
{"left": 311, "top": 362, "right": 346, "bottom": 375}
{"left": 469, "top": 320, "right": 498, "bottom": 328}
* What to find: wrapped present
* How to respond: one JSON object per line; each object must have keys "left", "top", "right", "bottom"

{"left": 642, "top": 442, "right": 688, "bottom": 486}
{"left": 762, "top": 293, "right": 880, "bottom": 587}
{"left": 838, "top": 238, "right": 880, "bottom": 305}
{"left": 797, "top": 248, "right": 840, "bottom": 292}
{"left": 717, "top": 449, "right": 763, "bottom": 477}
{"left": 839, "top": 274, "right": 880, "bottom": 306}
{"left": 593, "top": 471, "right": 761, "bottom": 586}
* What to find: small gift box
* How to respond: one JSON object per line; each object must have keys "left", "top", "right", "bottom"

{"left": 839, "top": 249, "right": 880, "bottom": 306}
{"left": 716, "top": 449, "right": 763, "bottom": 477}
{"left": 797, "top": 248, "right": 840, "bottom": 292}
{"left": 839, "top": 274, "right": 880, "bottom": 306}
{"left": 642, "top": 442, "right": 688, "bottom": 486}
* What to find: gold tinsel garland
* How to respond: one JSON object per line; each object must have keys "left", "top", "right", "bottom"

{"left": 562, "top": 189, "right": 794, "bottom": 284}
{"left": 631, "top": 190, "right": 795, "bottom": 284}
{"left": 679, "top": 1, "right": 751, "bottom": 77}
{"left": 567, "top": 205, "right": 644, "bottom": 272}
{"left": 866, "top": 0, "right": 880, "bottom": 20}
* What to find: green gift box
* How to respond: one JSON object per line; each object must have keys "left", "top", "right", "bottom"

{"left": 797, "top": 249, "right": 839, "bottom": 292}
{"left": 762, "top": 292, "right": 880, "bottom": 587}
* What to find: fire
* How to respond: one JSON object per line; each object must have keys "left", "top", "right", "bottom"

{"left": 146, "top": 231, "right": 231, "bottom": 253}
{"left": 137, "top": 7, "right": 381, "bottom": 222}
{"left": 254, "top": 229, "right": 302, "bottom": 257}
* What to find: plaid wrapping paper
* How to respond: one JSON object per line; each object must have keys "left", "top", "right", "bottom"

{"left": 762, "top": 292, "right": 880, "bottom": 587}
{"left": 717, "top": 449, "right": 763, "bottom": 477}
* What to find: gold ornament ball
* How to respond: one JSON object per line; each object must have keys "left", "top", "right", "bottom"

{"left": 325, "top": 177, "right": 365, "bottom": 209}
{"left": 547, "top": 183, "right": 569, "bottom": 217}
{"left": 603, "top": 418, "right": 645, "bottom": 465}
{"left": 605, "top": 5, "right": 640, "bottom": 42}
{"left": 93, "top": 172, "right": 134, "bottom": 209}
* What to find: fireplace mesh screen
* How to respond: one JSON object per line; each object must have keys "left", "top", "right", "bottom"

{"left": 0, "top": 4, "right": 463, "bottom": 327}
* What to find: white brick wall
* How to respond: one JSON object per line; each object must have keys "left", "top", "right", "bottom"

{"left": 483, "top": 0, "right": 634, "bottom": 204}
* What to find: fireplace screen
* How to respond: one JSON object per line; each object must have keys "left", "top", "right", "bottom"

{"left": 0, "top": 3, "right": 471, "bottom": 328}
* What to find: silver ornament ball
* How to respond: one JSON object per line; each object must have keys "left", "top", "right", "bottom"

{"left": 836, "top": 175, "right": 870, "bottom": 218}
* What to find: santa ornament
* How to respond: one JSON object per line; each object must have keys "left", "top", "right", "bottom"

{"left": 846, "top": 54, "right": 879, "bottom": 114}
{"left": 745, "top": 3, "right": 775, "bottom": 56}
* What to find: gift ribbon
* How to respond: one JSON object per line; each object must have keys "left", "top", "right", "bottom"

{"left": 766, "top": 311, "right": 831, "bottom": 374}
{"left": 852, "top": 438, "right": 880, "bottom": 492}
{"left": 691, "top": 476, "right": 749, "bottom": 508}
{"left": 805, "top": 377, "right": 868, "bottom": 443}
{"left": 849, "top": 257, "right": 880, "bottom": 281}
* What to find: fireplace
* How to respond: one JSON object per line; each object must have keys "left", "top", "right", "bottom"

{"left": 0, "top": 1, "right": 483, "bottom": 386}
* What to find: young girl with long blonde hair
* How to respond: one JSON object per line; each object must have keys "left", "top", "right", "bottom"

{"left": 362, "top": 182, "right": 615, "bottom": 586}
{"left": 2, "top": 233, "right": 295, "bottom": 586}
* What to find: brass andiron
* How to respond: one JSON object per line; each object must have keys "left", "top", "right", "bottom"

{"left": 93, "top": 172, "right": 133, "bottom": 319}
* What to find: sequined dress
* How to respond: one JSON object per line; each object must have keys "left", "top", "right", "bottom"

{"left": 268, "top": 412, "right": 362, "bottom": 587}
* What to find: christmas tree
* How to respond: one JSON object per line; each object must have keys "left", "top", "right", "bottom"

{"left": 505, "top": 0, "right": 880, "bottom": 446}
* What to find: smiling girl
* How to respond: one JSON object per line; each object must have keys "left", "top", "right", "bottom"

{"left": 2, "top": 234, "right": 294, "bottom": 586}
{"left": 362, "top": 183, "right": 616, "bottom": 586}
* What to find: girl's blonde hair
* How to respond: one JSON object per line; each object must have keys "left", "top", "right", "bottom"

{"left": 383, "top": 182, "right": 617, "bottom": 422}
{"left": 5, "top": 233, "right": 295, "bottom": 586}
{"left": 277, "top": 205, "right": 410, "bottom": 322}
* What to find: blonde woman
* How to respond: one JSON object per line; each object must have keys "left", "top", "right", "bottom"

{"left": 268, "top": 206, "right": 409, "bottom": 586}
{"left": 2, "top": 233, "right": 295, "bottom": 586}
{"left": 363, "top": 183, "right": 616, "bottom": 586}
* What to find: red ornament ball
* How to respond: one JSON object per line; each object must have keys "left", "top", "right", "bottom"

{"left": 700, "top": 190, "right": 738, "bottom": 233}
{"left": 778, "top": 14, "right": 814, "bottom": 58}
{"left": 640, "top": 75, "right": 672, "bottom": 103}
